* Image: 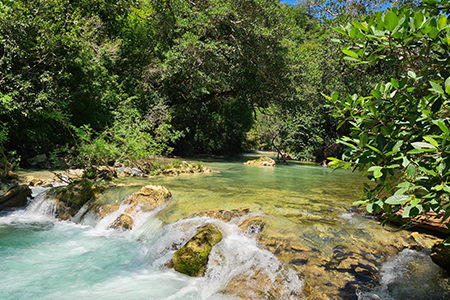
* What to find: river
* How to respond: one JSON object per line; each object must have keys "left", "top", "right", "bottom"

{"left": 1, "top": 156, "right": 449, "bottom": 299}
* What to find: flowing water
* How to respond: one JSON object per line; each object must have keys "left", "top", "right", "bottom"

{"left": 1, "top": 156, "right": 449, "bottom": 299}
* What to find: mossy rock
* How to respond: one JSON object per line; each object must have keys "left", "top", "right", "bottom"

{"left": 48, "top": 179, "right": 114, "bottom": 220}
{"left": 431, "top": 242, "right": 450, "bottom": 272}
{"left": 171, "top": 224, "right": 223, "bottom": 277}
{"left": 244, "top": 157, "right": 276, "bottom": 167}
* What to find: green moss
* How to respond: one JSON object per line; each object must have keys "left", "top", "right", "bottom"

{"left": 171, "top": 224, "right": 223, "bottom": 277}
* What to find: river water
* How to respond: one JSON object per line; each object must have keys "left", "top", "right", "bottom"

{"left": 1, "top": 156, "right": 449, "bottom": 299}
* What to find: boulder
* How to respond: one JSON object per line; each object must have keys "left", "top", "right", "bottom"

{"left": 96, "top": 203, "right": 120, "bottom": 218}
{"left": 0, "top": 185, "right": 32, "bottom": 210}
{"left": 123, "top": 185, "right": 171, "bottom": 213}
{"left": 111, "top": 214, "right": 134, "bottom": 230}
{"left": 48, "top": 180, "right": 113, "bottom": 220}
{"left": 170, "top": 224, "right": 223, "bottom": 277}
{"left": 244, "top": 157, "right": 276, "bottom": 167}
{"left": 431, "top": 242, "right": 450, "bottom": 272}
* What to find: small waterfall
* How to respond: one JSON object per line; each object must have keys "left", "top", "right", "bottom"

{"left": 358, "top": 249, "right": 450, "bottom": 300}
{"left": 145, "top": 216, "right": 306, "bottom": 299}
{"left": 25, "top": 191, "right": 57, "bottom": 217}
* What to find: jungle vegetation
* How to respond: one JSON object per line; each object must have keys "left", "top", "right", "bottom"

{"left": 2, "top": 0, "right": 450, "bottom": 234}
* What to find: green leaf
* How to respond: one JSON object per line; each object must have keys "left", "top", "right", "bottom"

{"left": 349, "top": 26, "right": 358, "bottom": 39}
{"left": 333, "top": 27, "right": 348, "bottom": 36}
{"left": 359, "top": 132, "right": 368, "bottom": 147}
{"left": 407, "top": 164, "right": 417, "bottom": 178}
{"left": 408, "top": 70, "right": 417, "bottom": 79}
{"left": 385, "top": 195, "right": 410, "bottom": 205}
{"left": 384, "top": 11, "right": 399, "bottom": 32}
{"left": 391, "top": 78, "right": 399, "bottom": 88}
{"left": 403, "top": 205, "right": 420, "bottom": 218}
{"left": 418, "top": 166, "right": 438, "bottom": 176}
{"left": 331, "top": 91, "right": 339, "bottom": 102}
{"left": 438, "top": 14, "right": 447, "bottom": 30}
{"left": 371, "top": 89, "right": 382, "bottom": 98}
{"left": 414, "top": 11, "right": 424, "bottom": 29}
{"left": 423, "top": 136, "right": 439, "bottom": 148}
{"left": 445, "top": 77, "right": 450, "bottom": 94}
{"left": 430, "top": 81, "right": 444, "bottom": 94}
{"left": 377, "top": 133, "right": 387, "bottom": 151}
{"left": 342, "top": 48, "right": 359, "bottom": 58}
{"left": 411, "top": 141, "right": 436, "bottom": 149}
{"left": 429, "top": 27, "right": 440, "bottom": 39}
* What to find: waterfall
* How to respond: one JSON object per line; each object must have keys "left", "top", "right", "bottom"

{"left": 25, "top": 191, "right": 57, "bottom": 217}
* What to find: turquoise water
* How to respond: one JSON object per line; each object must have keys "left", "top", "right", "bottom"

{"left": 1, "top": 157, "right": 448, "bottom": 299}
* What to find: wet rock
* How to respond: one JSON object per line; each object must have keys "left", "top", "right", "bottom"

{"left": 238, "top": 216, "right": 266, "bottom": 236}
{"left": 431, "top": 242, "right": 450, "bottom": 272}
{"left": 123, "top": 185, "right": 171, "bottom": 214}
{"left": 111, "top": 214, "right": 134, "bottom": 230}
{"left": 170, "top": 224, "right": 223, "bottom": 277}
{"left": 244, "top": 157, "right": 276, "bottom": 167}
{"left": 95, "top": 203, "right": 120, "bottom": 218}
{"left": 0, "top": 185, "right": 32, "bottom": 210}
{"left": 22, "top": 175, "right": 44, "bottom": 187}
{"left": 4, "top": 171, "right": 19, "bottom": 180}
{"left": 192, "top": 207, "right": 250, "bottom": 222}
{"left": 407, "top": 232, "right": 442, "bottom": 250}
{"left": 48, "top": 180, "right": 113, "bottom": 220}
{"left": 224, "top": 266, "right": 307, "bottom": 299}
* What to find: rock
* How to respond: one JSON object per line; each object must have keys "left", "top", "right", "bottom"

{"left": 407, "top": 232, "right": 441, "bottom": 250}
{"left": 27, "top": 154, "right": 47, "bottom": 166}
{"left": 48, "top": 180, "right": 113, "bottom": 220}
{"left": 238, "top": 216, "right": 266, "bottom": 236}
{"left": 224, "top": 266, "right": 307, "bottom": 299}
{"left": 192, "top": 207, "right": 250, "bottom": 222}
{"left": 5, "top": 171, "right": 19, "bottom": 180}
{"left": 244, "top": 157, "right": 276, "bottom": 167}
{"left": 123, "top": 185, "right": 171, "bottom": 213}
{"left": 111, "top": 214, "right": 134, "bottom": 230}
{"left": 96, "top": 203, "right": 120, "bottom": 218}
{"left": 23, "top": 175, "right": 44, "bottom": 187}
{"left": 0, "top": 185, "right": 32, "bottom": 210}
{"left": 170, "top": 224, "right": 223, "bottom": 277}
{"left": 431, "top": 242, "right": 450, "bottom": 272}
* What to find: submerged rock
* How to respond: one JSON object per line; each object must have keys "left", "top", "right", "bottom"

{"left": 244, "top": 157, "right": 276, "bottom": 167}
{"left": 0, "top": 185, "right": 32, "bottom": 210}
{"left": 238, "top": 216, "right": 266, "bottom": 237}
{"left": 170, "top": 224, "right": 223, "bottom": 277}
{"left": 431, "top": 242, "right": 450, "bottom": 272}
{"left": 191, "top": 207, "right": 250, "bottom": 222}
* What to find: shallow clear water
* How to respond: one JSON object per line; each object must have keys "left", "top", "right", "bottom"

{"left": 1, "top": 156, "right": 449, "bottom": 299}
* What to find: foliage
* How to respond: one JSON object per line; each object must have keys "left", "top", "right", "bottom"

{"left": 62, "top": 104, "right": 183, "bottom": 171}
{"left": 145, "top": 0, "right": 291, "bottom": 154}
{"left": 328, "top": 0, "right": 450, "bottom": 243}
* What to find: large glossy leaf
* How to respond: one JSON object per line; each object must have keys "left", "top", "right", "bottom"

{"left": 385, "top": 195, "right": 410, "bottom": 205}
{"left": 384, "top": 11, "right": 399, "bottom": 32}
{"left": 438, "top": 14, "right": 447, "bottom": 30}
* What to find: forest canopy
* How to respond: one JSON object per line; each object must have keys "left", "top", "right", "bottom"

{"left": 0, "top": 0, "right": 420, "bottom": 169}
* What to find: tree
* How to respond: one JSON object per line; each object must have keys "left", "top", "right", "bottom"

{"left": 144, "top": 0, "right": 291, "bottom": 154}
{"left": 328, "top": 0, "right": 450, "bottom": 243}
